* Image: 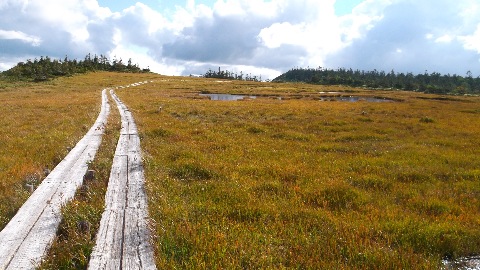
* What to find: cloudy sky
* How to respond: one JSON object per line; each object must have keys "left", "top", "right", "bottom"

{"left": 1, "top": 0, "right": 479, "bottom": 80}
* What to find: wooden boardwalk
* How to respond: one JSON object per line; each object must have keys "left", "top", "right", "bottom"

{"left": 88, "top": 89, "right": 156, "bottom": 269}
{"left": 0, "top": 90, "right": 110, "bottom": 269}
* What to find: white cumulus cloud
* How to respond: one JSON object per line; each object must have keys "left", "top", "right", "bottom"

{"left": 0, "top": 30, "right": 41, "bottom": 46}
{"left": 0, "top": 0, "right": 480, "bottom": 79}
{"left": 325, "top": 0, "right": 480, "bottom": 76}
{"left": 460, "top": 24, "right": 480, "bottom": 54}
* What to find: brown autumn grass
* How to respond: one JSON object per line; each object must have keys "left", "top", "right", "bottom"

{"left": 0, "top": 76, "right": 96, "bottom": 229}
{"left": 114, "top": 76, "right": 480, "bottom": 269}
{"left": 2, "top": 72, "right": 480, "bottom": 268}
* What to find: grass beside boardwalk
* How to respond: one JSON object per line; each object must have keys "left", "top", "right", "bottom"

{"left": 0, "top": 76, "right": 96, "bottom": 229}
{"left": 39, "top": 94, "right": 121, "bottom": 269}
{"left": 0, "top": 72, "right": 158, "bottom": 268}
{"left": 38, "top": 72, "right": 159, "bottom": 268}
{"left": 0, "top": 72, "right": 157, "bottom": 230}
{"left": 113, "top": 76, "right": 480, "bottom": 269}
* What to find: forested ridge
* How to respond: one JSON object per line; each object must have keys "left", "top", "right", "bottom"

{"left": 273, "top": 67, "right": 480, "bottom": 95}
{"left": 3, "top": 54, "right": 479, "bottom": 96}
{"left": 202, "top": 67, "right": 262, "bottom": 82}
{"left": 0, "top": 54, "right": 149, "bottom": 82}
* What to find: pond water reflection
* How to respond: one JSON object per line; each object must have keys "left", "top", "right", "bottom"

{"left": 200, "top": 94, "right": 256, "bottom": 101}
{"left": 200, "top": 93, "right": 395, "bottom": 102}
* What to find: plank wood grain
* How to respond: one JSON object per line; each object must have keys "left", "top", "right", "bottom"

{"left": 88, "top": 89, "right": 155, "bottom": 270}
{"left": 0, "top": 89, "right": 110, "bottom": 269}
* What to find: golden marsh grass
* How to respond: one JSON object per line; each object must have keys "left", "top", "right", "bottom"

{"left": 115, "top": 76, "right": 480, "bottom": 269}
{"left": 0, "top": 76, "right": 96, "bottom": 229}
{"left": 2, "top": 72, "right": 480, "bottom": 268}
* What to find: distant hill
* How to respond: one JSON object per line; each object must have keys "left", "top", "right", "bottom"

{"left": 273, "top": 67, "right": 480, "bottom": 95}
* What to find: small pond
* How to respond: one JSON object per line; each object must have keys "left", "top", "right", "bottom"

{"left": 200, "top": 94, "right": 256, "bottom": 101}
{"left": 320, "top": 96, "right": 395, "bottom": 102}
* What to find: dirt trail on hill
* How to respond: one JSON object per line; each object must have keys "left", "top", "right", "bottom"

{"left": 0, "top": 90, "right": 110, "bottom": 269}
{"left": 88, "top": 88, "right": 155, "bottom": 269}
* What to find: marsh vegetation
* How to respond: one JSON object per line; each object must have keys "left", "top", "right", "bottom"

{"left": 116, "top": 76, "right": 480, "bottom": 268}
{"left": 1, "top": 72, "right": 480, "bottom": 268}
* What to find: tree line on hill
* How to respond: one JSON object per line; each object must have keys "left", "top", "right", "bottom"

{"left": 272, "top": 67, "right": 480, "bottom": 95}
{"left": 1, "top": 54, "right": 150, "bottom": 82}
{"left": 203, "top": 67, "right": 262, "bottom": 82}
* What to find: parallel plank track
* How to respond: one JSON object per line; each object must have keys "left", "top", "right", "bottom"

{"left": 0, "top": 90, "right": 110, "bottom": 269}
{"left": 88, "top": 89, "right": 156, "bottom": 269}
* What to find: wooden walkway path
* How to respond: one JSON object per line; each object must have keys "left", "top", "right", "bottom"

{"left": 0, "top": 90, "right": 110, "bottom": 269}
{"left": 88, "top": 89, "right": 156, "bottom": 269}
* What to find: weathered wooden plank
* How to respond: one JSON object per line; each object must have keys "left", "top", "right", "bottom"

{"left": 7, "top": 150, "right": 92, "bottom": 267}
{"left": 89, "top": 89, "right": 155, "bottom": 269}
{"left": 123, "top": 150, "right": 154, "bottom": 269}
{"left": 0, "top": 90, "right": 110, "bottom": 269}
{"left": 89, "top": 155, "right": 128, "bottom": 269}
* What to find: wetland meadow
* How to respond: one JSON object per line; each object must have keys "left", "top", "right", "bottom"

{"left": 1, "top": 72, "right": 480, "bottom": 268}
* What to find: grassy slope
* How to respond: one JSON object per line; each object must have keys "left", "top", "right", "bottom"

{"left": 1, "top": 73, "right": 480, "bottom": 268}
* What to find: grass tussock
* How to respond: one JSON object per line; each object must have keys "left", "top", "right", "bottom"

{"left": 169, "top": 163, "right": 216, "bottom": 181}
